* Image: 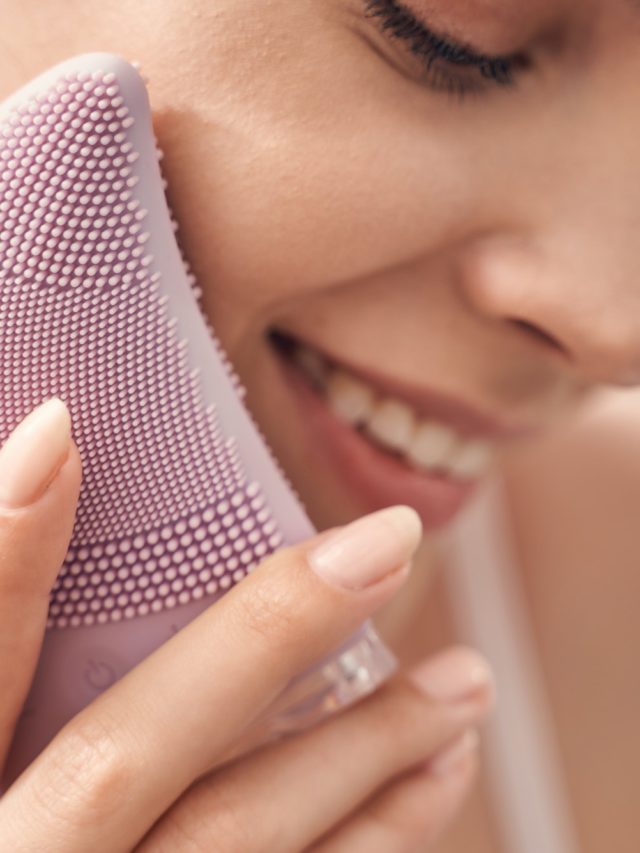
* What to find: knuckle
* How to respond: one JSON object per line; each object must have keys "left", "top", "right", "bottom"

{"left": 231, "top": 566, "right": 302, "bottom": 651}
{"left": 38, "top": 711, "right": 135, "bottom": 827}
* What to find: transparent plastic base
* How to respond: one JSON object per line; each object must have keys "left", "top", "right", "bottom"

{"left": 255, "top": 620, "right": 397, "bottom": 740}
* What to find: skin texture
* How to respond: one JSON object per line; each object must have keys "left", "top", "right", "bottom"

{"left": 1, "top": 0, "right": 640, "bottom": 849}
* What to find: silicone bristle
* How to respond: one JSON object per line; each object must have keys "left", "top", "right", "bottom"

{"left": 0, "top": 67, "right": 286, "bottom": 630}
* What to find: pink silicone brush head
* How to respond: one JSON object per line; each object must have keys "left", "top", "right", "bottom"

{"left": 0, "top": 53, "right": 397, "bottom": 788}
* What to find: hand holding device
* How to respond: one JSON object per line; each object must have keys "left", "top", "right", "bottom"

{"left": 0, "top": 407, "right": 494, "bottom": 850}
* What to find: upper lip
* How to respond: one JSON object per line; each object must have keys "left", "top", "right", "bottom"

{"left": 273, "top": 329, "right": 539, "bottom": 443}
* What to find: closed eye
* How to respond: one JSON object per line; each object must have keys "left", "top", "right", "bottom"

{"left": 363, "top": 0, "right": 529, "bottom": 98}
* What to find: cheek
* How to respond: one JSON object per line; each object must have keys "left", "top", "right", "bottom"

{"left": 152, "top": 108, "right": 402, "bottom": 297}
{"left": 143, "top": 3, "right": 466, "bottom": 341}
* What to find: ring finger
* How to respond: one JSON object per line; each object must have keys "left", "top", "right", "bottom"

{"left": 134, "top": 647, "right": 494, "bottom": 852}
{"left": 309, "top": 730, "right": 479, "bottom": 852}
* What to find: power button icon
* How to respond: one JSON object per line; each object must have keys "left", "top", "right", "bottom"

{"left": 84, "top": 659, "right": 118, "bottom": 692}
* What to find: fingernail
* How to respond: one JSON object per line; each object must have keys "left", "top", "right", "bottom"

{"left": 429, "top": 729, "right": 479, "bottom": 778}
{"left": 308, "top": 505, "right": 422, "bottom": 590}
{"left": 409, "top": 647, "right": 495, "bottom": 708}
{"left": 0, "top": 398, "right": 72, "bottom": 508}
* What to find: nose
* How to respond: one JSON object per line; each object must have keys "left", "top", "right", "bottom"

{"left": 448, "top": 43, "right": 640, "bottom": 390}
{"left": 458, "top": 229, "right": 640, "bottom": 387}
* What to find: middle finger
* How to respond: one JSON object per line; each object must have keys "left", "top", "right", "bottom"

{"left": 135, "top": 647, "right": 495, "bottom": 853}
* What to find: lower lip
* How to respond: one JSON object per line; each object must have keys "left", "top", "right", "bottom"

{"left": 272, "top": 348, "right": 480, "bottom": 530}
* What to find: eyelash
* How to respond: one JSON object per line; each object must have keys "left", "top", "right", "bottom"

{"left": 363, "top": 0, "right": 523, "bottom": 98}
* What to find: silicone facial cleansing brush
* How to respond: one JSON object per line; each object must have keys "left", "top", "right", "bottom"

{"left": 0, "top": 53, "right": 397, "bottom": 789}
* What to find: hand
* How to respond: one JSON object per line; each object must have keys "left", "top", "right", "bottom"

{"left": 0, "top": 400, "right": 495, "bottom": 852}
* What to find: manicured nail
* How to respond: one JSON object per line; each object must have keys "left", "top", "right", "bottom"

{"left": 409, "top": 647, "right": 495, "bottom": 708}
{"left": 0, "top": 399, "right": 72, "bottom": 508}
{"left": 308, "top": 505, "right": 422, "bottom": 590}
{"left": 429, "top": 729, "right": 479, "bottom": 778}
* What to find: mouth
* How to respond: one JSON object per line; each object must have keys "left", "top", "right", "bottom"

{"left": 266, "top": 328, "right": 519, "bottom": 529}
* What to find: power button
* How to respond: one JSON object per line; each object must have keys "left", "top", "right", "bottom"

{"left": 83, "top": 658, "right": 118, "bottom": 692}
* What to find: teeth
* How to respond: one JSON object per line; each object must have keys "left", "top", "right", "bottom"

{"left": 365, "top": 398, "right": 415, "bottom": 452}
{"left": 447, "top": 439, "right": 494, "bottom": 479}
{"left": 407, "top": 422, "right": 457, "bottom": 470}
{"left": 290, "top": 341, "right": 496, "bottom": 481}
{"left": 326, "top": 371, "right": 376, "bottom": 425}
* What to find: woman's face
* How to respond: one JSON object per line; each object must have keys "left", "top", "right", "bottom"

{"left": 3, "top": 0, "right": 640, "bottom": 531}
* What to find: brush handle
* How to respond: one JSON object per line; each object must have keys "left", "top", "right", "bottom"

{"left": 3, "top": 592, "right": 396, "bottom": 788}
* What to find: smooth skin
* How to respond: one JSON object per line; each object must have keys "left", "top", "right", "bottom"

{"left": 1, "top": 0, "right": 640, "bottom": 850}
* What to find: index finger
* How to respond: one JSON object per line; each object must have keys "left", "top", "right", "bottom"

{"left": 0, "top": 505, "right": 422, "bottom": 853}
{"left": 0, "top": 401, "right": 81, "bottom": 772}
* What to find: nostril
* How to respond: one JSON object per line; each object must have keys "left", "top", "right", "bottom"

{"left": 508, "top": 318, "right": 567, "bottom": 354}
